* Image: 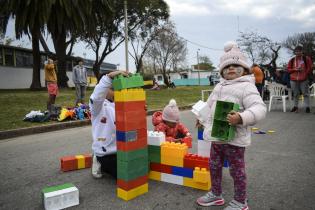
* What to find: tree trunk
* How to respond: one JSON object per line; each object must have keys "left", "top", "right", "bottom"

{"left": 52, "top": 30, "right": 69, "bottom": 88}
{"left": 93, "top": 63, "right": 101, "bottom": 82}
{"left": 30, "top": 28, "right": 42, "bottom": 90}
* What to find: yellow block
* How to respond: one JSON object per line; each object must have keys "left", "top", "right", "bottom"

{"left": 149, "top": 171, "right": 161, "bottom": 181}
{"left": 251, "top": 127, "right": 259, "bottom": 131}
{"left": 193, "top": 167, "right": 210, "bottom": 183}
{"left": 75, "top": 155, "right": 85, "bottom": 169}
{"left": 161, "top": 142, "right": 188, "bottom": 167}
{"left": 117, "top": 183, "right": 148, "bottom": 201}
{"left": 183, "top": 177, "right": 211, "bottom": 191}
{"left": 114, "top": 88, "right": 146, "bottom": 102}
{"left": 144, "top": 80, "right": 153, "bottom": 85}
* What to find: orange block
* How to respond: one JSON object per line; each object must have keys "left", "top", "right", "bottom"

{"left": 60, "top": 156, "right": 77, "bottom": 172}
{"left": 117, "top": 175, "right": 148, "bottom": 191}
{"left": 60, "top": 154, "right": 92, "bottom": 172}
{"left": 115, "top": 101, "right": 146, "bottom": 112}
{"left": 116, "top": 119, "right": 147, "bottom": 131}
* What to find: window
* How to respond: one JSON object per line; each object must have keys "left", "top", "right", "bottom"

{"left": 157, "top": 75, "right": 163, "bottom": 81}
{"left": 4, "top": 48, "right": 14, "bottom": 66}
{"left": 16, "top": 51, "right": 33, "bottom": 67}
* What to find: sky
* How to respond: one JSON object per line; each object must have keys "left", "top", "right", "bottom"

{"left": 4, "top": 0, "right": 315, "bottom": 73}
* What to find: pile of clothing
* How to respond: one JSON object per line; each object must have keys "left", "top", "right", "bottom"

{"left": 23, "top": 104, "right": 91, "bottom": 123}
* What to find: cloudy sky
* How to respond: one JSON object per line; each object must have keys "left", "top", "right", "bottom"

{"left": 4, "top": 0, "right": 315, "bottom": 72}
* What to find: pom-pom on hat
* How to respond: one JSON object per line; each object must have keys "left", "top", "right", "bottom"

{"left": 162, "top": 99, "right": 180, "bottom": 123}
{"left": 219, "top": 41, "right": 250, "bottom": 75}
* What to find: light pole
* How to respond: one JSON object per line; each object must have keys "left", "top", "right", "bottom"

{"left": 197, "top": 49, "right": 200, "bottom": 85}
{"left": 124, "top": 0, "right": 129, "bottom": 73}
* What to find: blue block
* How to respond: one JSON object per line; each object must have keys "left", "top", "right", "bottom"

{"left": 198, "top": 130, "right": 204, "bottom": 140}
{"left": 171, "top": 166, "right": 193, "bottom": 178}
{"left": 116, "top": 130, "right": 137, "bottom": 142}
{"left": 223, "top": 159, "right": 229, "bottom": 168}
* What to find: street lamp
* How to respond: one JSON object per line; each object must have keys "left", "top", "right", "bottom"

{"left": 197, "top": 49, "right": 200, "bottom": 85}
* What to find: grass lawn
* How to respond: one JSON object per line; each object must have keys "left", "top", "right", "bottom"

{"left": 0, "top": 85, "right": 212, "bottom": 131}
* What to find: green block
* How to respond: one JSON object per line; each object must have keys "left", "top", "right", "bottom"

{"left": 117, "top": 158, "right": 149, "bottom": 181}
{"left": 148, "top": 145, "right": 160, "bottom": 163}
{"left": 42, "top": 183, "right": 75, "bottom": 194}
{"left": 112, "top": 73, "right": 144, "bottom": 90}
{"left": 117, "top": 147, "right": 148, "bottom": 162}
{"left": 214, "top": 100, "right": 239, "bottom": 121}
{"left": 211, "top": 100, "right": 240, "bottom": 141}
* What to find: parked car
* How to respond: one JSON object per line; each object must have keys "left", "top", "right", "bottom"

{"left": 209, "top": 75, "right": 220, "bottom": 85}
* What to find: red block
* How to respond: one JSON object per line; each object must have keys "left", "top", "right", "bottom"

{"left": 83, "top": 154, "right": 92, "bottom": 168}
{"left": 116, "top": 109, "right": 146, "bottom": 122}
{"left": 116, "top": 118, "right": 147, "bottom": 131}
{"left": 115, "top": 101, "right": 146, "bottom": 112}
{"left": 117, "top": 175, "right": 148, "bottom": 191}
{"left": 150, "top": 163, "right": 172, "bottom": 174}
{"left": 184, "top": 153, "right": 209, "bottom": 170}
{"left": 60, "top": 156, "right": 77, "bottom": 172}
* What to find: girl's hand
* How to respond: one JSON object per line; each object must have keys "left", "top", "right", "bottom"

{"left": 227, "top": 111, "right": 242, "bottom": 125}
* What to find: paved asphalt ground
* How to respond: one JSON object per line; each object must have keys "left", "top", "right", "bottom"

{"left": 0, "top": 105, "right": 315, "bottom": 210}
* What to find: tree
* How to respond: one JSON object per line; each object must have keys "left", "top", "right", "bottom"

{"left": 82, "top": 0, "right": 169, "bottom": 80}
{"left": 146, "top": 21, "right": 187, "bottom": 87}
{"left": 237, "top": 31, "right": 281, "bottom": 77}
{"left": 129, "top": 0, "right": 169, "bottom": 73}
{"left": 283, "top": 32, "right": 315, "bottom": 61}
{"left": 46, "top": 0, "right": 94, "bottom": 88}
{"left": 197, "top": 55, "right": 215, "bottom": 71}
{"left": 1, "top": 0, "right": 52, "bottom": 90}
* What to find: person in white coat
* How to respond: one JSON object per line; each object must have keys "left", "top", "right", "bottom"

{"left": 89, "top": 70, "right": 128, "bottom": 179}
{"left": 196, "top": 42, "right": 266, "bottom": 210}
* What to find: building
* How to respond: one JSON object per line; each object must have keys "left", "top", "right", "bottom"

{"left": 153, "top": 65, "right": 220, "bottom": 86}
{"left": 0, "top": 44, "right": 117, "bottom": 89}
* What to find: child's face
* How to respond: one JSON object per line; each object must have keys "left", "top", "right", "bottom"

{"left": 222, "top": 65, "right": 244, "bottom": 80}
{"left": 164, "top": 120, "right": 177, "bottom": 128}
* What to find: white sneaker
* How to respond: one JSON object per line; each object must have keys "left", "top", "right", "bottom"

{"left": 92, "top": 155, "right": 102, "bottom": 178}
{"left": 224, "top": 199, "right": 249, "bottom": 210}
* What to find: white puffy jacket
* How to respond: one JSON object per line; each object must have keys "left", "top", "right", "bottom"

{"left": 203, "top": 74, "right": 266, "bottom": 147}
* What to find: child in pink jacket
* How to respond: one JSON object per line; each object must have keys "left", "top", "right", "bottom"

{"left": 196, "top": 41, "right": 266, "bottom": 210}
{"left": 152, "top": 99, "right": 191, "bottom": 143}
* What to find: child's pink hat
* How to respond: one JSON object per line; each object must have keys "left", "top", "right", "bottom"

{"left": 162, "top": 99, "right": 179, "bottom": 123}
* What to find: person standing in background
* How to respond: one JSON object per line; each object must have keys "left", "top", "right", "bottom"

{"left": 250, "top": 63, "right": 264, "bottom": 96}
{"left": 72, "top": 58, "right": 88, "bottom": 105}
{"left": 45, "top": 57, "right": 58, "bottom": 114}
{"left": 287, "top": 45, "right": 313, "bottom": 113}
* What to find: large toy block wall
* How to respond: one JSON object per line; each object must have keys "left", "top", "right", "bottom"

{"left": 114, "top": 74, "right": 148, "bottom": 201}
{"left": 147, "top": 131, "right": 211, "bottom": 191}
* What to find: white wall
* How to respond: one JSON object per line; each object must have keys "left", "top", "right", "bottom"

{"left": 0, "top": 66, "right": 75, "bottom": 89}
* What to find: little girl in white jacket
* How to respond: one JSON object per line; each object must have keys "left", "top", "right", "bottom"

{"left": 196, "top": 42, "right": 266, "bottom": 210}
{"left": 89, "top": 71, "right": 128, "bottom": 179}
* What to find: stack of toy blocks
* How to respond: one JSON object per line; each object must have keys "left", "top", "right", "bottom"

{"left": 147, "top": 131, "right": 211, "bottom": 191}
{"left": 113, "top": 74, "right": 149, "bottom": 201}
{"left": 60, "top": 154, "right": 92, "bottom": 172}
{"left": 211, "top": 100, "right": 240, "bottom": 141}
{"left": 42, "top": 183, "right": 79, "bottom": 210}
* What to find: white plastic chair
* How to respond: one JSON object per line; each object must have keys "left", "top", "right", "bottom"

{"left": 268, "top": 83, "right": 289, "bottom": 112}
{"left": 310, "top": 83, "right": 315, "bottom": 97}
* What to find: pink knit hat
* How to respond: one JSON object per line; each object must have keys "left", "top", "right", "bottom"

{"left": 219, "top": 41, "right": 249, "bottom": 76}
{"left": 162, "top": 99, "right": 179, "bottom": 123}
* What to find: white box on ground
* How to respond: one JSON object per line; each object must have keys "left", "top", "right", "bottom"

{"left": 42, "top": 184, "right": 79, "bottom": 210}
{"left": 147, "top": 131, "right": 165, "bottom": 146}
{"left": 191, "top": 100, "right": 211, "bottom": 124}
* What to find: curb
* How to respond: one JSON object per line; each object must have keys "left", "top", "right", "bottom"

{"left": 0, "top": 105, "right": 194, "bottom": 140}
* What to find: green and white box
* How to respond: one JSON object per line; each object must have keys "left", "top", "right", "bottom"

{"left": 42, "top": 183, "right": 79, "bottom": 210}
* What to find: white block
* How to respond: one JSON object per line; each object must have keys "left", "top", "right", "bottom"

{"left": 147, "top": 131, "right": 165, "bottom": 146}
{"left": 191, "top": 100, "right": 211, "bottom": 124}
{"left": 197, "top": 140, "right": 211, "bottom": 157}
{"left": 43, "top": 186, "right": 79, "bottom": 210}
{"left": 161, "top": 173, "right": 184, "bottom": 185}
